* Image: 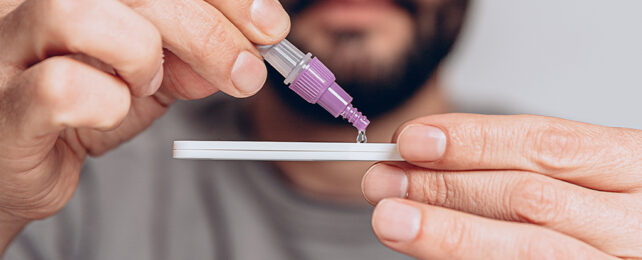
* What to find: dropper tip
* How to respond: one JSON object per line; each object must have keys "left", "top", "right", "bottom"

{"left": 354, "top": 116, "right": 370, "bottom": 132}
{"left": 346, "top": 104, "right": 370, "bottom": 132}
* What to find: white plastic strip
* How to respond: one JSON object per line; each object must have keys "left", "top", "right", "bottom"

{"left": 173, "top": 141, "right": 404, "bottom": 161}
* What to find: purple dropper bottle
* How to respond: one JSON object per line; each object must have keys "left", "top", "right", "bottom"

{"left": 257, "top": 40, "right": 370, "bottom": 142}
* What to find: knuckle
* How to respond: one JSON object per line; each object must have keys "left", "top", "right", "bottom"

{"left": 120, "top": 0, "right": 149, "bottom": 10}
{"left": 449, "top": 119, "right": 501, "bottom": 167}
{"left": 120, "top": 30, "right": 162, "bottom": 78}
{"left": 194, "top": 20, "right": 228, "bottom": 59}
{"left": 436, "top": 215, "right": 470, "bottom": 258}
{"left": 96, "top": 110, "right": 125, "bottom": 130}
{"left": 44, "top": 0, "right": 81, "bottom": 18}
{"left": 98, "top": 96, "right": 129, "bottom": 130}
{"left": 97, "top": 119, "right": 121, "bottom": 131}
{"left": 89, "top": 85, "right": 130, "bottom": 130}
{"left": 525, "top": 118, "right": 585, "bottom": 172}
{"left": 509, "top": 178, "right": 561, "bottom": 225}
{"left": 236, "top": 0, "right": 254, "bottom": 8}
{"left": 226, "top": 0, "right": 254, "bottom": 11}
{"left": 43, "top": 0, "right": 90, "bottom": 48}
{"left": 190, "top": 19, "right": 237, "bottom": 76}
{"left": 34, "top": 58, "right": 75, "bottom": 107}
{"left": 412, "top": 171, "right": 454, "bottom": 207}
{"left": 125, "top": 21, "right": 162, "bottom": 63}
{"left": 43, "top": 0, "right": 88, "bottom": 32}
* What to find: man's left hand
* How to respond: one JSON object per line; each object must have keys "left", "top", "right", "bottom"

{"left": 361, "top": 113, "right": 641, "bottom": 259}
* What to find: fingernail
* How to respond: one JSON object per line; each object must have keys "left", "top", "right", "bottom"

{"left": 251, "top": 0, "right": 290, "bottom": 38}
{"left": 143, "top": 65, "right": 164, "bottom": 96}
{"left": 362, "top": 164, "right": 408, "bottom": 204}
{"left": 231, "top": 51, "right": 267, "bottom": 95}
{"left": 373, "top": 200, "right": 421, "bottom": 242}
{"left": 398, "top": 124, "right": 447, "bottom": 162}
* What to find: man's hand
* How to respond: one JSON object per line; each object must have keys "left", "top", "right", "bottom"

{"left": 0, "top": 0, "right": 289, "bottom": 253}
{"left": 361, "top": 114, "right": 642, "bottom": 259}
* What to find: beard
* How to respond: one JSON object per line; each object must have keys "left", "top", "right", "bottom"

{"left": 267, "top": 0, "right": 469, "bottom": 123}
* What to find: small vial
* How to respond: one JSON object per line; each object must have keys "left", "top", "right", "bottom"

{"left": 257, "top": 40, "right": 370, "bottom": 132}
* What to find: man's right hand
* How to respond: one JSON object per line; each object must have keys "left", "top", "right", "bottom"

{"left": 0, "top": 0, "right": 290, "bottom": 253}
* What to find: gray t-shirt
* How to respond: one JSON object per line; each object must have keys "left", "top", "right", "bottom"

{"left": 4, "top": 95, "right": 410, "bottom": 260}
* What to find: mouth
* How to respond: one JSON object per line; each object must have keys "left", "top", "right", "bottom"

{"left": 301, "top": 0, "right": 402, "bottom": 31}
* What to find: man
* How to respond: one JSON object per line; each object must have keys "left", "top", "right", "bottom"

{"left": 0, "top": 0, "right": 640, "bottom": 259}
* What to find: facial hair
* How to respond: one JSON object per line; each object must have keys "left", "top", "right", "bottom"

{"left": 267, "top": 0, "right": 470, "bottom": 123}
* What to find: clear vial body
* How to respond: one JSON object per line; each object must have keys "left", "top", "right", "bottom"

{"left": 257, "top": 40, "right": 312, "bottom": 84}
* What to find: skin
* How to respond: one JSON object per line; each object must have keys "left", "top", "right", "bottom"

{"left": 0, "top": 0, "right": 290, "bottom": 254}
{"left": 255, "top": 1, "right": 642, "bottom": 259}
{"left": 361, "top": 115, "right": 642, "bottom": 259}
{"left": 0, "top": 0, "right": 639, "bottom": 259}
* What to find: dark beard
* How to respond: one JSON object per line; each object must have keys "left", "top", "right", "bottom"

{"left": 267, "top": 0, "right": 469, "bottom": 124}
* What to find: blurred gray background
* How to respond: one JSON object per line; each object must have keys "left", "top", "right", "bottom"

{"left": 443, "top": 0, "right": 642, "bottom": 129}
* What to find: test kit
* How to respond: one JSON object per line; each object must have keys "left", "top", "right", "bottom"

{"left": 173, "top": 141, "right": 403, "bottom": 162}
{"left": 173, "top": 39, "right": 392, "bottom": 162}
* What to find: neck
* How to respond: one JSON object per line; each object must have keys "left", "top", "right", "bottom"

{"left": 248, "top": 74, "right": 449, "bottom": 204}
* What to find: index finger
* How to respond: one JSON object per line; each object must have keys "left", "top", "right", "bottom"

{"left": 204, "top": 0, "right": 290, "bottom": 44}
{"left": 124, "top": 0, "right": 284, "bottom": 99}
{"left": 393, "top": 113, "right": 642, "bottom": 192}
{"left": 1, "top": 0, "right": 163, "bottom": 97}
